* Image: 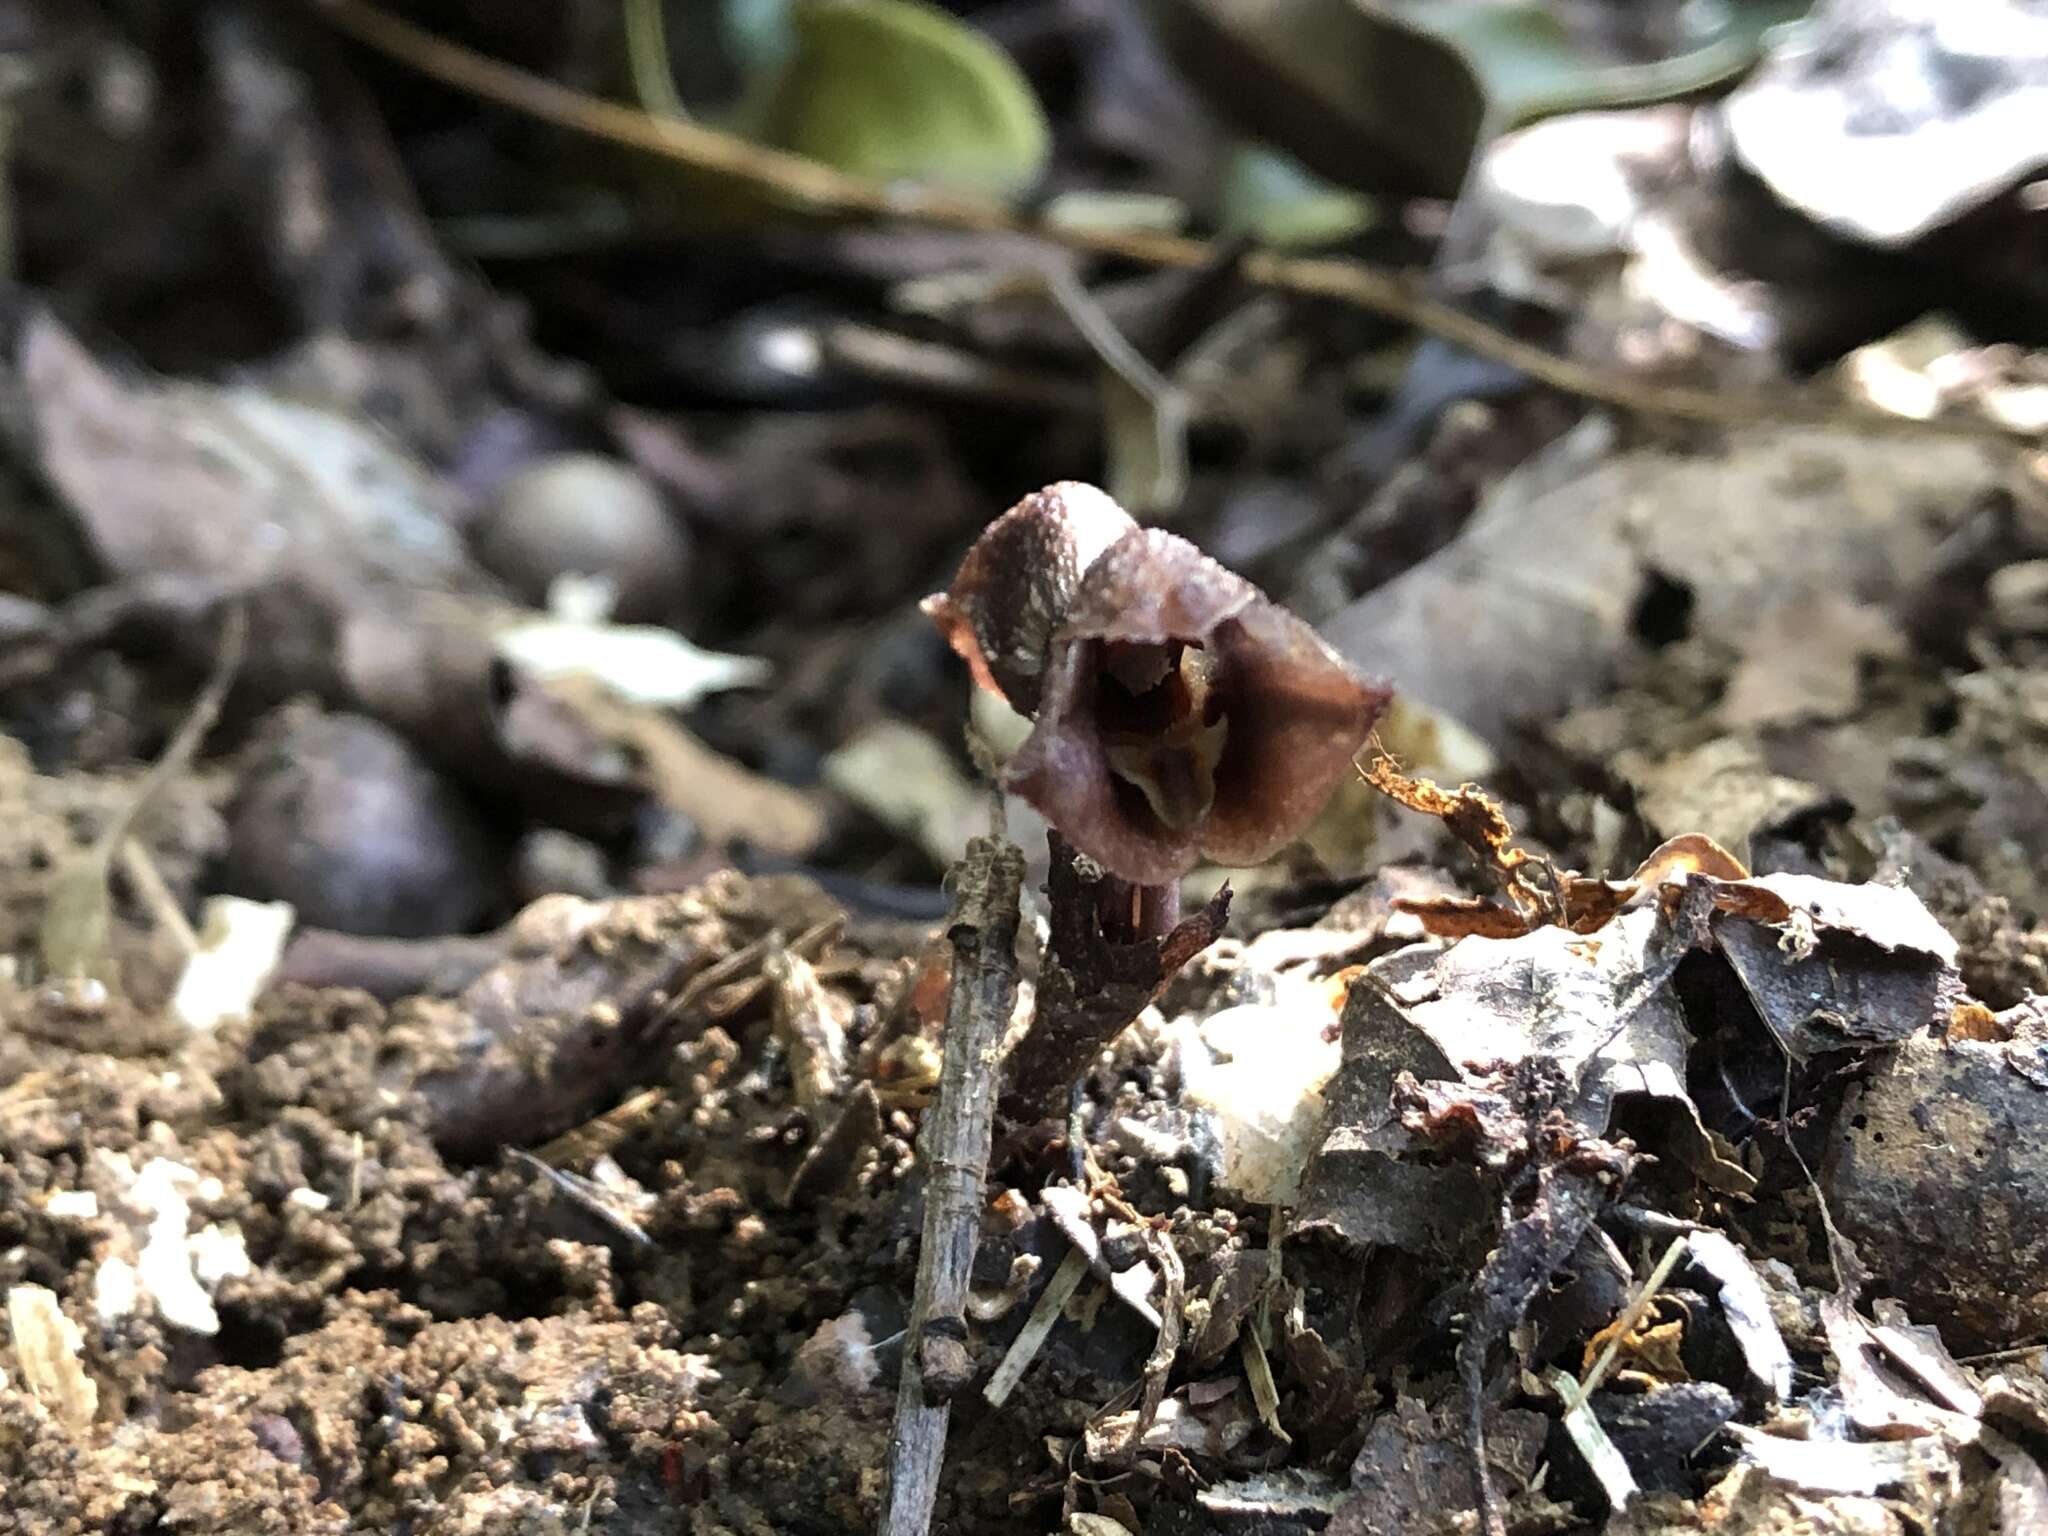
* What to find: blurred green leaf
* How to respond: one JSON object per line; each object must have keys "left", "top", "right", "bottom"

{"left": 1216, "top": 143, "right": 1376, "bottom": 247}
{"left": 747, "top": 0, "right": 1050, "bottom": 199}
{"left": 723, "top": 0, "right": 799, "bottom": 78}
{"left": 1146, "top": 0, "right": 1811, "bottom": 199}
{"left": 1424, "top": 0, "right": 1810, "bottom": 128}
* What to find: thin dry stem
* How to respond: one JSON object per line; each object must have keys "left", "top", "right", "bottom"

{"left": 881, "top": 835, "right": 1025, "bottom": 1536}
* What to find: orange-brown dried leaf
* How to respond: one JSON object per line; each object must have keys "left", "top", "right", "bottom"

{"left": 1948, "top": 1000, "right": 2007, "bottom": 1041}
{"left": 1393, "top": 894, "right": 1537, "bottom": 940}
{"left": 1707, "top": 883, "right": 1795, "bottom": 924}
{"left": 1584, "top": 1302, "right": 1691, "bottom": 1385}
{"left": 1361, "top": 753, "right": 1560, "bottom": 921}
{"left": 1557, "top": 877, "right": 1638, "bottom": 935}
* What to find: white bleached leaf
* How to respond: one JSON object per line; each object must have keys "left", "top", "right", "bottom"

{"left": 494, "top": 618, "right": 771, "bottom": 710}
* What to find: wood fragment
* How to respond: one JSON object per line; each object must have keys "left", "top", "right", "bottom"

{"left": 1041, "top": 1183, "right": 1162, "bottom": 1329}
{"left": 766, "top": 941, "right": 849, "bottom": 1109}
{"left": 881, "top": 835, "right": 1025, "bottom": 1536}
{"left": 1544, "top": 1366, "right": 1638, "bottom": 1511}
{"left": 6, "top": 1285, "right": 97, "bottom": 1433}
{"left": 1242, "top": 1325, "right": 1291, "bottom": 1446}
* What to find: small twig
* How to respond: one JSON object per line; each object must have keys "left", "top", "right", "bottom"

{"left": 621, "top": 0, "right": 687, "bottom": 121}
{"left": 1544, "top": 1366, "right": 1638, "bottom": 1510}
{"left": 881, "top": 835, "right": 1025, "bottom": 1536}
{"left": 643, "top": 916, "right": 843, "bottom": 1048}
{"left": 820, "top": 322, "right": 1093, "bottom": 412}
{"left": 308, "top": 0, "right": 2040, "bottom": 446}
{"left": 1109, "top": 1223, "right": 1185, "bottom": 1463}
{"left": 1041, "top": 265, "right": 1189, "bottom": 512}
{"left": 536, "top": 1086, "right": 670, "bottom": 1168}
{"left": 1457, "top": 1146, "right": 1629, "bottom": 1536}
{"left": 1560, "top": 1234, "right": 1689, "bottom": 1415}
{"left": 1958, "top": 1342, "right": 2048, "bottom": 1366}
{"left": 1242, "top": 1325, "right": 1290, "bottom": 1445}
{"left": 984, "top": 1245, "right": 1091, "bottom": 1408}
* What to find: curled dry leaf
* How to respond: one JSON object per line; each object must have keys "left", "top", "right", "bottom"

{"left": 1366, "top": 749, "right": 1753, "bottom": 940}
{"left": 925, "top": 483, "right": 1389, "bottom": 884}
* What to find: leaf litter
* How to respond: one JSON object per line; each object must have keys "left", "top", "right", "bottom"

{"left": 2, "top": 3, "right": 2047, "bottom": 1535}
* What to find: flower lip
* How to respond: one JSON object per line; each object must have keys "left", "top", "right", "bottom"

{"left": 926, "top": 485, "right": 1391, "bottom": 886}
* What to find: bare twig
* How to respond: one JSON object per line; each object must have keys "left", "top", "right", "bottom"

{"left": 1544, "top": 1365, "right": 1638, "bottom": 1509}
{"left": 881, "top": 835, "right": 1025, "bottom": 1536}
{"left": 1457, "top": 1142, "right": 1631, "bottom": 1536}
{"left": 308, "top": 0, "right": 2039, "bottom": 445}
{"left": 117, "top": 839, "right": 199, "bottom": 956}
{"left": 1110, "top": 1223, "right": 1184, "bottom": 1463}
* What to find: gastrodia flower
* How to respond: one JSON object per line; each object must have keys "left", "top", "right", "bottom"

{"left": 925, "top": 482, "right": 1389, "bottom": 885}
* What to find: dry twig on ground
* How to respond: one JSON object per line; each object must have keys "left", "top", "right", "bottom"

{"left": 881, "top": 835, "right": 1025, "bottom": 1536}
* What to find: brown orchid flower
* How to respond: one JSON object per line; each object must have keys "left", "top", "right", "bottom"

{"left": 925, "top": 482, "right": 1391, "bottom": 885}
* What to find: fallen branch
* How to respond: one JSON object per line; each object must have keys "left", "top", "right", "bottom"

{"left": 309, "top": 0, "right": 2037, "bottom": 446}
{"left": 881, "top": 835, "right": 1025, "bottom": 1536}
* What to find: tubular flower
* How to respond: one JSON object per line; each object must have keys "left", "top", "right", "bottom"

{"left": 925, "top": 482, "right": 1390, "bottom": 885}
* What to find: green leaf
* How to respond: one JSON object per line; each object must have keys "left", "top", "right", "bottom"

{"left": 1419, "top": 0, "right": 1813, "bottom": 132}
{"left": 1145, "top": 0, "right": 1812, "bottom": 199}
{"left": 1216, "top": 143, "right": 1376, "bottom": 248}
{"left": 747, "top": 0, "right": 1050, "bottom": 199}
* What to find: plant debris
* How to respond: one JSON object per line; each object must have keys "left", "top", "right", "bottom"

{"left": 3, "top": 3, "right": 2046, "bottom": 1533}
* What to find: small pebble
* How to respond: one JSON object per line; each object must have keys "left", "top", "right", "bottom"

{"left": 473, "top": 453, "right": 691, "bottom": 623}
{"left": 224, "top": 712, "right": 505, "bottom": 937}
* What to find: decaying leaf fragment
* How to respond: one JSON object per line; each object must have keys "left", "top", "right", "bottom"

{"left": 1365, "top": 752, "right": 1749, "bottom": 939}
{"left": 1299, "top": 808, "right": 1972, "bottom": 1267}
{"left": 927, "top": 483, "right": 1389, "bottom": 884}
{"left": 1712, "top": 872, "right": 1964, "bottom": 1062}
